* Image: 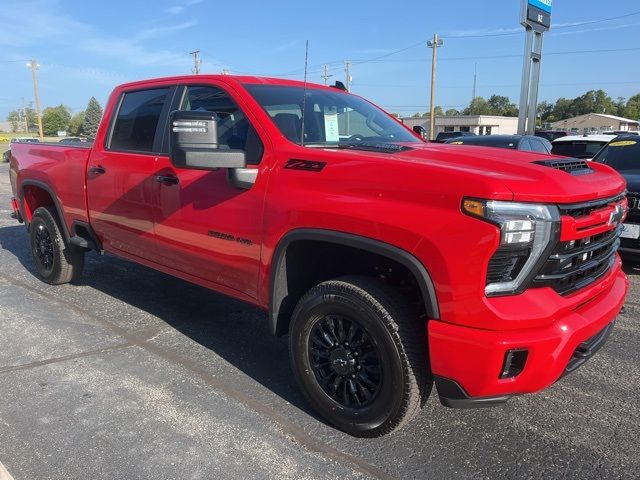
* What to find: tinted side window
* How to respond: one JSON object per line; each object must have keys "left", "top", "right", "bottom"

{"left": 110, "top": 88, "right": 169, "bottom": 153}
{"left": 181, "top": 86, "right": 263, "bottom": 164}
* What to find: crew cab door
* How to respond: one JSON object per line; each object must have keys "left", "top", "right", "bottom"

{"left": 87, "top": 86, "right": 175, "bottom": 260}
{"left": 152, "top": 83, "right": 270, "bottom": 299}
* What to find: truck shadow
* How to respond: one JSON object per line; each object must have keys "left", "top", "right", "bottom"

{"left": 0, "top": 224, "right": 317, "bottom": 421}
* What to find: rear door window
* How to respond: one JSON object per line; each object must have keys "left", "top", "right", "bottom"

{"left": 110, "top": 88, "right": 170, "bottom": 153}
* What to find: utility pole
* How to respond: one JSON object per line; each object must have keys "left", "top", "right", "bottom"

{"left": 21, "top": 98, "right": 29, "bottom": 134}
{"left": 190, "top": 50, "right": 201, "bottom": 75}
{"left": 344, "top": 61, "right": 352, "bottom": 92}
{"left": 26, "top": 59, "right": 44, "bottom": 141}
{"left": 427, "top": 34, "right": 444, "bottom": 141}
{"left": 321, "top": 65, "right": 332, "bottom": 86}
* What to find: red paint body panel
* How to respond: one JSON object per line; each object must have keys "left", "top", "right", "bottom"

{"left": 8, "top": 74, "right": 630, "bottom": 404}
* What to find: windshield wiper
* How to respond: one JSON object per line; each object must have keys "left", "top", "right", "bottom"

{"left": 305, "top": 142, "right": 413, "bottom": 153}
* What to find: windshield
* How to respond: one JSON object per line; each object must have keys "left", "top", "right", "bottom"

{"left": 593, "top": 139, "right": 640, "bottom": 172}
{"left": 244, "top": 84, "right": 420, "bottom": 147}
{"left": 551, "top": 141, "right": 607, "bottom": 159}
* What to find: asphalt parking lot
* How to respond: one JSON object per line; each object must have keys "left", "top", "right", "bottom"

{"left": 0, "top": 162, "right": 639, "bottom": 480}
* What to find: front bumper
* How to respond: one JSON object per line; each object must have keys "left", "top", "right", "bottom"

{"left": 428, "top": 261, "right": 628, "bottom": 406}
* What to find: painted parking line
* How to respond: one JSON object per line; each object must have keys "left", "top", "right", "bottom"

{"left": 0, "top": 461, "right": 15, "bottom": 480}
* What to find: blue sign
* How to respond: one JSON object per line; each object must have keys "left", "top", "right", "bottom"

{"left": 528, "top": 0, "right": 552, "bottom": 14}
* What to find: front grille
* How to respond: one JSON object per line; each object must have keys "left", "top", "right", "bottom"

{"left": 533, "top": 226, "right": 621, "bottom": 295}
{"left": 558, "top": 193, "right": 626, "bottom": 219}
{"left": 534, "top": 159, "right": 593, "bottom": 176}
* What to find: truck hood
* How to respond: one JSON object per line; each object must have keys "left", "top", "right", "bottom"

{"left": 375, "top": 143, "right": 627, "bottom": 203}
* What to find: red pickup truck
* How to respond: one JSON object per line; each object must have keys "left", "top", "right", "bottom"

{"left": 8, "top": 75, "right": 629, "bottom": 437}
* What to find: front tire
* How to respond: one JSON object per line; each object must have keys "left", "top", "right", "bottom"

{"left": 289, "top": 275, "right": 431, "bottom": 437}
{"left": 29, "top": 206, "right": 84, "bottom": 284}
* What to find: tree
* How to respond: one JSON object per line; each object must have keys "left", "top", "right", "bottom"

{"left": 41, "top": 105, "right": 71, "bottom": 136}
{"left": 624, "top": 93, "right": 640, "bottom": 120}
{"left": 434, "top": 106, "right": 444, "bottom": 116}
{"left": 81, "top": 97, "right": 103, "bottom": 137}
{"left": 6, "top": 107, "right": 37, "bottom": 133}
{"left": 68, "top": 111, "right": 86, "bottom": 136}
{"left": 445, "top": 109, "right": 460, "bottom": 116}
{"left": 537, "top": 101, "right": 555, "bottom": 123}
{"left": 487, "top": 95, "right": 518, "bottom": 117}
{"left": 463, "top": 97, "right": 492, "bottom": 115}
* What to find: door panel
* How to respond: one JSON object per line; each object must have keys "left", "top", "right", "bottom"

{"left": 87, "top": 150, "right": 158, "bottom": 259}
{"left": 152, "top": 83, "right": 268, "bottom": 298}
{"left": 153, "top": 162, "right": 265, "bottom": 297}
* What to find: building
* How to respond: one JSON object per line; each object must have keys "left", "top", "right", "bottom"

{"left": 550, "top": 113, "right": 639, "bottom": 134}
{"left": 401, "top": 115, "right": 519, "bottom": 137}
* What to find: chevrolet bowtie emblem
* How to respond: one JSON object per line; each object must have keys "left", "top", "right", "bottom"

{"left": 608, "top": 204, "right": 624, "bottom": 227}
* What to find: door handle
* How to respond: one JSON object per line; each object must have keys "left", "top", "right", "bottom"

{"left": 88, "top": 165, "right": 106, "bottom": 175}
{"left": 156, "top": 174, "right": 179, "bottom": 186}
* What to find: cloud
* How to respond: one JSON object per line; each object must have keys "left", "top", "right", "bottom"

{"left": 165, "top": 0, "right": 203, "bottom": 15}
{"left": 0, "top": 0, "right": 90, "bottom": 47}
{"left": 444, "top": 26, "right": 522, "bottom": 38}
{"left": 133, "top": 20, "right": 199, "bottom": 42}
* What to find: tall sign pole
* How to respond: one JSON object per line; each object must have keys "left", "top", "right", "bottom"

{"left": 517, "top": 0, "right": 551, "bottom": 135}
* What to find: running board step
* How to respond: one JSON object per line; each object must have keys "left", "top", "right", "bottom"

{"left": 69, "top": 235, "right": 96, "bottom": 250}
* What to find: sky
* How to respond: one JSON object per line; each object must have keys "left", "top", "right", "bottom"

{"left": 1, "top": 0, "right": 639, "bottom": 120}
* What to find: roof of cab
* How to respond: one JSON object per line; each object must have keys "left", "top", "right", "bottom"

{"left": 115, "top": 74, "right": 337, "bottom": 92}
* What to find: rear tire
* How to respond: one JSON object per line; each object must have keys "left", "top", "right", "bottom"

{"left": 29, "top": 206, "right": 84, "bottom": 285}
{"left": 289, "top": 275, "right": 431, "bottom": 437}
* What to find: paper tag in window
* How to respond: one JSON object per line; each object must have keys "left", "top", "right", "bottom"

{"left": 324, "top": 106, "right": 340, "bottom": 143}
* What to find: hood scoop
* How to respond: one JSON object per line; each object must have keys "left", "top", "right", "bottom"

{"left": 533, "top": 159, "right": 593, "bottom": 176}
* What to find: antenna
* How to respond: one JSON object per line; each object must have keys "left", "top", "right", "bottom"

{"left": 472, "top": 62, "right": 477, "bottom": 100}
{"left": 300, "top": 40, "right": 309, "bottom": 146}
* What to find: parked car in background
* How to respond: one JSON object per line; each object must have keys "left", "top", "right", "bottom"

{"left": 535, "top": 130, "right": 569, "bottom": 142}
{"left": 10, "top": 137, "right": 39, "bottom": 144}
{"left": 59, "top": 137, "right": 94, "bottom": 145}
{"left": 434, "top": 131, "right": 476, "bottom": 143}
{"left": 593, "top": 135, "right": 640, "bottom": 261}
{"left": 551, "top": 134, "right": 615, "bottom": 160}
{"left": 444, "top": 134, "right": 552, "bottom": 153}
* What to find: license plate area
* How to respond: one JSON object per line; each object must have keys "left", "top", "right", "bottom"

{"left": 621, "top": 223, "right": 640, "bottom": 239}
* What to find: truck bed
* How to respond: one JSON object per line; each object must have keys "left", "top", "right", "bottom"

{"left": 10, "top": 142, "right": 92, "bottom": 235}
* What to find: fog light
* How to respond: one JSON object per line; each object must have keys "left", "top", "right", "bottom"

{"left": 500, "top": 349, "right": 528, "bottom": 378}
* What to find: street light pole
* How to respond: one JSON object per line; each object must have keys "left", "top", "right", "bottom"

{"left": 427, "top": 34, "right": 443, "bottom": 141}
{"left": 27, "top": 59, "right": 44, "bottom": 141}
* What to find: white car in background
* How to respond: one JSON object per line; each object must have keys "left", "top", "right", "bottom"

{"left": 550, "top": 134, "right": 616, "bottom": 160}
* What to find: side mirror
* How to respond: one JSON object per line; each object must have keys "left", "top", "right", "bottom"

{"left": 413, "top": 125, "right": 427, "bottom": 140}
{"left": 169, "top": 110, "right": 246, "bottom": 170}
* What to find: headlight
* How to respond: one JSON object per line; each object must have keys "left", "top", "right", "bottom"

{"left": 463, "top": 199, "right": 560, "bottom": 296}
